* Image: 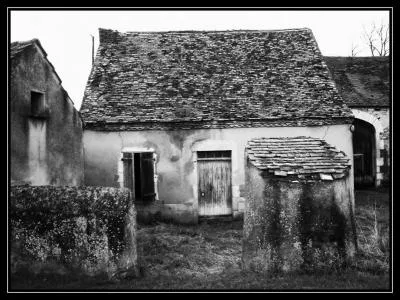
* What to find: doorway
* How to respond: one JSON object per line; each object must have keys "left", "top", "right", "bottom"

{"left": 353, "top": 119, "right": 376, "bottom": 188}
{"left": 197, "top": 150, "right": 232, "bottom": 216}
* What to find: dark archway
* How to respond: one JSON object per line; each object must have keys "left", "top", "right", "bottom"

{"left": 353, "top": 119, "right": 376, "bottom": 188}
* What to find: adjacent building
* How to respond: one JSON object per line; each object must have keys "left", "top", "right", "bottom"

{"left": 325, "top": 56, "right": 390, "bottom": 187}
{"left": 10, "top": 39, "right": 84, "bottom": 186}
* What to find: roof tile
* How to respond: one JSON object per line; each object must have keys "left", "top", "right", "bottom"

{"left": 246, "top": 136, "right": 350, "bottom": 181}
{"left": 81, "top": 29, "right": 353, "bottom": 130}
{"left": 324, "top": 56, "right": 389, "bottom": 107}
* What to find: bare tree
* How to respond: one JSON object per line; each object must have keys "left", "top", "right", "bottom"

{"left": 362, "top": 22, "right": 389, "bottom": 56}
{"left": 351, "top": 43, "right": 360, "bottom": 57}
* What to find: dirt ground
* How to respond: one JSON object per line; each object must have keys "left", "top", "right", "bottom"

{"left": 10, "top": 187, "right": 391, "bottom": 291}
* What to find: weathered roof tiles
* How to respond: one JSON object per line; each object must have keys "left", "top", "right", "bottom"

{"left": 324, "top": 56, "right": 389, "bottom": 107}
{"left": 81, "top": 28, "right": 353, "bottom": 130}
{"left": 246, "top": 137, "right": 351, "bottom": 181}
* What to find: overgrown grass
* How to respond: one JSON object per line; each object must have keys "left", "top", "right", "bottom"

{"left": 352, "top": 188, "right": 390, "bottom": 276}
{"left": 10, "top": 188, "right": 390, "bottom": 291}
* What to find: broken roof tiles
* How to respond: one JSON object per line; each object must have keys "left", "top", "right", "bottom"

{"left": 80, "top": 28, "right": 353, "bottom": 130}
{"left": 246, "top": 137, "right": 351, "bottom": 181}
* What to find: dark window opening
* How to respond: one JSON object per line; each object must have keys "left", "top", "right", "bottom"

{"left": 30, "top": 91, "right": 47, "bottom": 118}
{"left": 122, "top": 152, "right": 156, "bottom": 202}
{"left": 134, "top": 153, "right": 142, "bottom": 200}
{"left": 197, "top": 150, "right": 231, "bottom": 160}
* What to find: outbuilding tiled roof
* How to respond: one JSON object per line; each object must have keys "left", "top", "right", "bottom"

{"left": 246, "top": 137, "right": 351, "bottom": 181}
{"left": 324, "top": 56, "right": 389, "bottom": 107}
{"left": 81, "top": 28, "right": 353, "bottom": 130}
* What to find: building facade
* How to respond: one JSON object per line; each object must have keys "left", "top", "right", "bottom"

{"left": 81, "top": 28, "right": 354, "bottom": 223}
{"left": 325, "top": 56, "right": 390, "bottom": 187}
{"left": 10, "top": 39, "right": 84, "bottom": 186}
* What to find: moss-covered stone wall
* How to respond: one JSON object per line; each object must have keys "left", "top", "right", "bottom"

{"left": 10, "top": 185, "right": 139, "bottom": 279}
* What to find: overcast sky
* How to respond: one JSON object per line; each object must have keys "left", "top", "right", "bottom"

{"left": 10, "top": 10, "right": 390, "bottom": 110}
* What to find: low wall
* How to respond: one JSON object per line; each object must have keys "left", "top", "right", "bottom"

{"left": 10, "top": 185, "right": 139, "bottom": 279}
{"left": 242, "top": 165, "right": 357, "bottom": 273}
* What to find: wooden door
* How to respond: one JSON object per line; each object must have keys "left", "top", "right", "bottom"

{"left": 197, "top": 151, "right": 232, "bottom": 216}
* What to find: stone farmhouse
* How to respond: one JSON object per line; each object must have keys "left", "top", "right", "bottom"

{"left": 10, "top": 39, "right": 84, "bottom": 186}
{"left": 325, "top": 56, "right": 390, "bottom": 188}
{"left": 80, "top": 28, "right": 355, "bottom": 224}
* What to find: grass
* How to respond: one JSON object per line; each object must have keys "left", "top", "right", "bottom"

{"left": 352, "top": 188, "right": 390, "bottom": 276}
{"left": 10, "top": 188, "right": 391, "bottom": 291}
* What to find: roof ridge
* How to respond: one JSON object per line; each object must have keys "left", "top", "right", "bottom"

{"left": 11, "top": 38, "right": 47, "bottom": 57}
{"left": 11, "top": 38, "right": 40, "bottom": 45}
{"left": 99, "top": 27, "right": 312, "bottom": 35}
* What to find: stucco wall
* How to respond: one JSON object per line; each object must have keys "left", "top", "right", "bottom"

{"left": 242, "top": 163, "right": 356, "bottom": 272}
{"left": 10, "top": 44, "right": 84, "bottom": 186}
{"left": 83, "top": 124, "right": 353, "bottom": 223}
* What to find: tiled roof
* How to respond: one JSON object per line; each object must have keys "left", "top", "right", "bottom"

{"left": 324, "top": 56, "right": 389, "bottom": 107}
{"left": 246, "top": 137, "right": 351, "bottom": 181}
{"left": 11, "top": 39, "right": 41, "bottom": 59}
{"left": 80, "top": 28, "right": 353, "bottom": 130}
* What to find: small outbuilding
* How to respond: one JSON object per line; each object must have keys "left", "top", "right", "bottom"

{"left": 242, "top": 137, "right": 357, "bottom": 272}
{"left": 80, "top": 28, "right": 355, "bottom": 224}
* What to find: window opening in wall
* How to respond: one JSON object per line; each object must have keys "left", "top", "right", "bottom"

{"left": 30, "top": 91, "right": 47, "bottom": 118}
{"left": 122, "top": 152, "right": 156, "bottom": 202}
{"left": 197, "top": 150, "right": 231, "bottom": 160}
{"left": 134, "top": 153, "right": 142, "bottom": 200}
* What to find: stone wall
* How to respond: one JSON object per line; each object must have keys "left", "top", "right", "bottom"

{"left": 242, "top": 163, "right": 357, "bottom": 273}
{"left": 9, "top": 185, "right": 139, "bottom": 279}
